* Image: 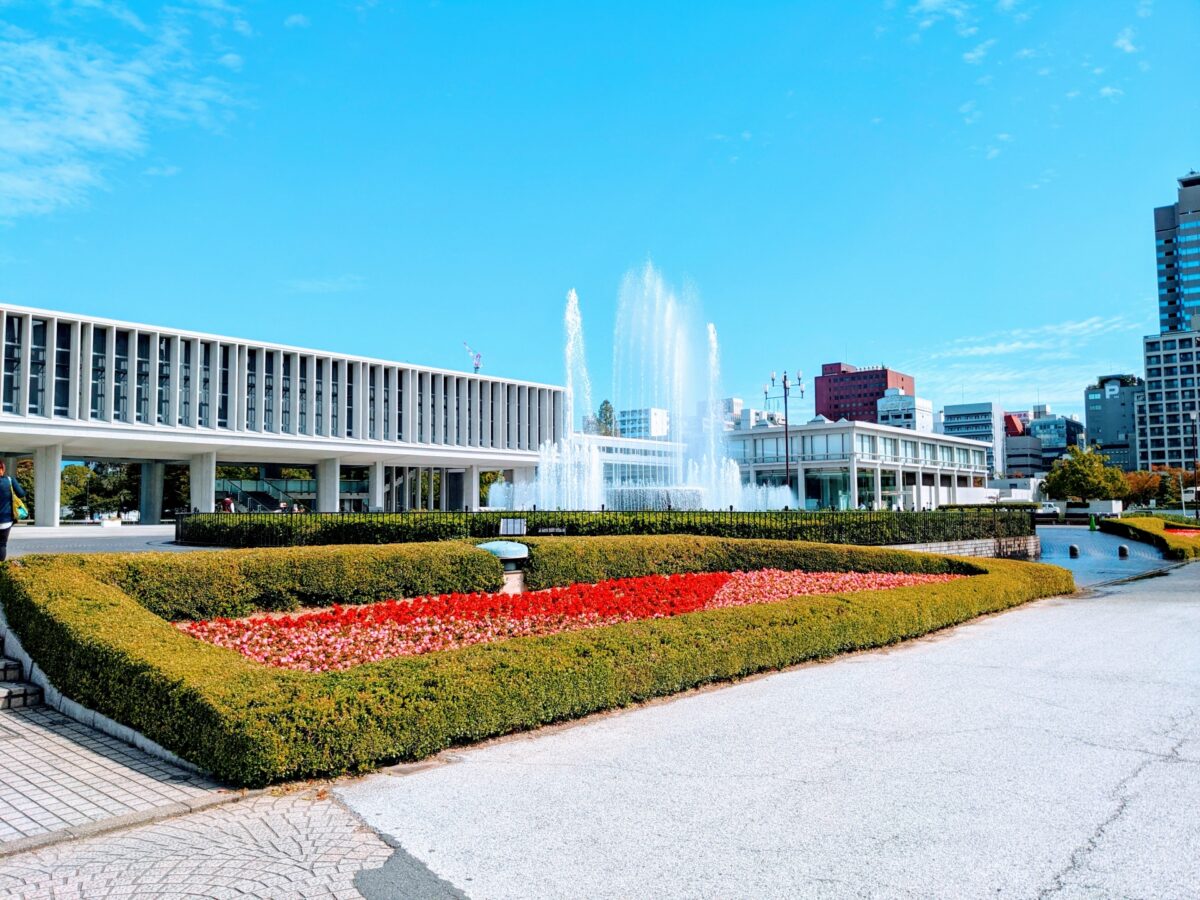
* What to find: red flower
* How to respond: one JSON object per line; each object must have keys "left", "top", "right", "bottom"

{"left": 179, "top": 570, "right": 963, "bottom": 672}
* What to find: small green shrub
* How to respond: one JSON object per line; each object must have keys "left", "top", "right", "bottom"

{"left": 1098, "top": 517, "right": 1200, "bottom": 560}
{"left": 23, "top": 542, "right": 503, "bottom": 620}
{"left": 0, "top": 539, "right": 1073, "bottom": 786}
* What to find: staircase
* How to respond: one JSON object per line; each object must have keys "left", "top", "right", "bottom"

{"left": 0, "top": 655, "right": 42, "bottom": 710}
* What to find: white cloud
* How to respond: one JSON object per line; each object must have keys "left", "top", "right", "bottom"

{"left": 1099, "top": 85, "right": 1124, "bottom": 99}
{"left": 1113, "top": 27, "right": 1138, "bottom": 53}
{"left": 143, "top": 164, "right": 180, "bottom": 177}
{"left": 985, "top": 146, "right": 1002, "bottom": 159}
{"left": 995, "top": 132, "right": 1012, "bottom": 142}
{"left": 963, "top": 39, "right": 996, "bottom": 64}
{"left": 286, "top": 275, "right": 367, "bottom": 294}
{"left": 1137, "top": 0, "right": 1153, "bottom": 17}
{"left": 1065, "top": 89, "right": 1081, "bottom": 99}
{"left": 740, "top": 130, "right": 752, "bottom": 141}
{"left": 217, "top": 52, "right": 243, "bottom": 70}
{"left": 0, "top": 6, "right": 242, "bottom": 219}
{"left": 284, "top": 13, "right": 310, "bottom": 29}
{"left": 958, "top": 99, "right": 982, "bottom": 124}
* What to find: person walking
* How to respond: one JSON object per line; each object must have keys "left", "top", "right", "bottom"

{"left": 0, "top": 460, "right": 28, "bottom": 562}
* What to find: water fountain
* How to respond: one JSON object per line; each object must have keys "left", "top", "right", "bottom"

{"left": 490, "top": 264, "right": 793, "bottom": 511}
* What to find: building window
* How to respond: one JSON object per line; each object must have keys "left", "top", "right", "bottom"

{"left": 263, "top": 351, "right": 275, "bottom": 432}
{"left": 175, "top": 341, "right": 191, "bottom": 426}
{"left": 217, "top": 345, "right": 230, "bottom": 428}
{"left": 199, "top": 343, "right": 212, "bottom": 428}
{"left": 2, "top": 316, "right": 21, "bottom": 414}
{"left": 110, "top": 330, "right": 129, "bottom": 421}
{"left": 91, "top": 327, "right": 108, "bottom": 419}
{"left": 136, "top": 334, "right": 151, "bottom": 423}
{"left": 28, "top": 318, "right": 47, "bottom": 416}
{"left": 54, "top": 322, "right": 71, "bottom": 417}
{"left": 246, "top": 349, "right": 257, "bottom": 430}
{"left": 157, "top": 336, "right": 171, "bottom": 425}
{"left": 281, "top": 354, "right": 292, "bottom": 433}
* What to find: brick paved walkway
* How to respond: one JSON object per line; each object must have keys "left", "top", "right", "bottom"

{"left": 0, "top": 707, "right": 225, "bottom": 851}
{"left": 0, "top": 791, "right": 392, "bottom": 899}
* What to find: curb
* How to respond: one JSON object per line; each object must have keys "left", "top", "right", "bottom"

{"left": 0, "top": 788, "right": 264, "bottom": 860}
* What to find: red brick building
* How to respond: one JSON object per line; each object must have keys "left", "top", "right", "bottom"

{"left": 813, "top": 362, "right": 915, "bottom": 423}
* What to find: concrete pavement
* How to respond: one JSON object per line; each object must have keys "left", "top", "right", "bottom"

{"left": 336, "top": 562, "right": 1200, "bottom": 899}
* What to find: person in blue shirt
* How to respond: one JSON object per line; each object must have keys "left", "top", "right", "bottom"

{"left": 0, "top": 460, "right": 27, "bottom": 562}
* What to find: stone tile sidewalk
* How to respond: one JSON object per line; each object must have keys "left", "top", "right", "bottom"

{"left": 0, "top": 706, "right": 231, "bottom": 854}
{"left": 0, "top": 791, "right": 391, "bottom": 899}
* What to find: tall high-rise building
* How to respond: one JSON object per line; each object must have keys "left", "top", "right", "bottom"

{"left": 1155, "top": 172, "right": 1200, "bottom": 334}
{"left": 1137, "top": 174, "right": 1200, "bottom": 471}
{"left": 813, "top": 362, "right": 914, "bottom": 423}
{"left": 1084, "top": 374, "right": 1143, "bottom": 472}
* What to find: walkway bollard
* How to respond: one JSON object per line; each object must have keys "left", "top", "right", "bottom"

{"left": 1118, "top": 545, "right": 1129, "bottom": 559}
{"left": 1069, "top": 545, "right": 1080, "bottom": 558}
{"left": 1089, "top": 514, "right": 1097, "bottom": 532}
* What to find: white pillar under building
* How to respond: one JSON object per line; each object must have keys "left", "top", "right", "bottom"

{"left": 189, "top": 452, "right": 217, "bottom": 513}
{"left": 316, "top": 457, "right": 341, "bottom": 512}
{"left": 139, "top": 462, "right": 164, "bottom": 524}
{"left": 368, "top": 461, "right": 386, "bottom": 512}
{"left": 34, "top": 444, "right": 62, "bottom": 527}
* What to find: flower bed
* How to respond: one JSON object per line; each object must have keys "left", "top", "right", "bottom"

{"left": 180, "top": 570, "right": 964, "bottom": 672}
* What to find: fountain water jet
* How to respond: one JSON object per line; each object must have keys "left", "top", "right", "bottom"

{"left": 491, "top": 264, "right": 794, "bottom": 511}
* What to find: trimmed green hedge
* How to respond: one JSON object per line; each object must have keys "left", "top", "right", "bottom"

{"left": 0, "top": 537, "right": 1073, "bottom": 786}
{"left": 514, "top": 535, "right": 976, "bottom": 590}
{"left": 22, "top": 542, "right": 503, "bottom": 621}
{"left": 178, "top": 508, "right": 1036, "bottom": 548}
{"left": 1097, "top": 517, "right": 1200, "bottom": 560}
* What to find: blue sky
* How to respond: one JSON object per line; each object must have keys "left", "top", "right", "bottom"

{"left": 1, "top": 0, "right": 1197, "bottom": 420}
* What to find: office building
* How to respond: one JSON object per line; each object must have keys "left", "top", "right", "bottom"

{"left": 875, "top": 388, "right": 933, "bottom": 432}
{"left": 616, "top": 407, "right": 671, "bottom": 441}
{"left": 1026, "top": 409, "right": 1086, "bottom": 467}
{"left": 1084, "top": 374, "right": 1144, "bottom": 471}
{"left": 1155, "top": 172, "right": 1200, "bottom": 334}
{"left": 1136, "top": 328, "right": 1200, "bottom": 470}
{"left": 813, "top": 362, "right": 915, "bottom": 423}
{"left": 938, "top": 402, "right": 1006, "bottom": 475}
{"left": 0, "top": 303, "right": 564, "bottom": 524}
{"left": 1005, "top": 435, "right": 1044, "bottom": 476}
{"left": 727, "top": 418, "right": 989, "bottom": 510}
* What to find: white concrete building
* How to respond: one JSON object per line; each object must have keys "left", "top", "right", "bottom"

{"left": 616, "top": 407, "right": 670, "bottom": 441}
{"left": 875, "top": 388, "right": 933, "bottom": 432}
{"left": 0, "top": 304, "right": 564, "bottom": 524}
{"left": 729, "top": 418, "right": 990, "bottom": 510}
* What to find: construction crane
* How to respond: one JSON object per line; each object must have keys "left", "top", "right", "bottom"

{"left": 463, "top": 342, "right": 482, "bottom": 373}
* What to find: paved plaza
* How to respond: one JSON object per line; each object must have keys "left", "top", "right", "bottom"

{"left": 0, "top": 541, "right": 1195, "bottom": 897}
{"left": 5, "top": 526, "right": 200, "bottom": 558}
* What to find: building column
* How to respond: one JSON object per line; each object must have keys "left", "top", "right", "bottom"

{"left": 34, "top": 444, "right": 62, "bottom": 527}
{"left": 316, "top": 457, "right": 341, "bottom": 512}
{"left": 189, "top": 451, "right": 217, "bottom": 513}
{"left": 896, "top": 468, "right": 905, "bottom": 510}
{"left": 794, "top": 466, "right": 806, "bottom": 510}
{"left": 439, "top": 467, "right": 449, "bottom": 510}
{"left": 873, "top": 467, "right": 882, "bottom": 511}
{"left": 368, "top": 460, "right": 386, "bottom": 512}
{"left": 139, "top": 462, "right": 164, "bottom": 524}
{"left": 849, "top": 463, "right": 859, "bottom": 509}
{"left": 914, "top": 469, "right": 924, "bottom": 510}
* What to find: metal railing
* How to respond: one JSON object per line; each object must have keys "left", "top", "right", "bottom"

{"left": 176, "top": 507, "right": 1037, "bottom": 548}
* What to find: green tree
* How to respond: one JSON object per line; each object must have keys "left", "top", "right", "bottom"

{"left": 597, "top": 400, "right": 615, "bottom": 436}
{"left": 1043, "top": 445, "right": 1128, "bottom": 502}
{"left": 479, "top": 470, "right": 503, "bottom": 506}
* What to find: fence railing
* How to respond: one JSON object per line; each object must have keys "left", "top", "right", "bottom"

{"left": 175, "top": 507, "right": 1037, "bottom": 549}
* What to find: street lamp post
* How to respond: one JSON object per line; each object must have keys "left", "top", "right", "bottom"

{"left": 764, "top": 370, "right": 805, "bottom": 506}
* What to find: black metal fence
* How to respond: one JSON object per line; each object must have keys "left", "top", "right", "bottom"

{"left": 176, "top": 507, "right": 1037, "bottom": 549}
